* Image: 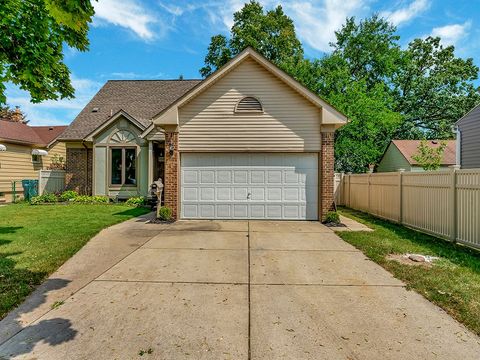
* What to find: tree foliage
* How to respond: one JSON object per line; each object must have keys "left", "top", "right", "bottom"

{"left": 0, "top": 105, "right": 26, "bottom": 122}
{"left": 200, "top": 9, "right": 480, "bottom": 173}
{"left": 411, "top": 140, "right": 448, "bottom": 171}
{"left": 393, "top": 37, "right": 480, "bottom": 138}
{"left": 200, "top": 1, "right": 303, "bottom": 77}
{"left": 0, "top": 0, "right": 95, "bottom": 104}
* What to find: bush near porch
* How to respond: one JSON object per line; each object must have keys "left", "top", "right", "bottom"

{"left": 0, "top": 203, "right": 150, "bottom": 319}
{"left": 337, "top": 207, "right": 480, "bottom": 336}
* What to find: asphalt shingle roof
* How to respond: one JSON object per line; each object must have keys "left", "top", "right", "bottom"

{"left": 59, "top": 80, "right": 201, "bottom": 140}
{"left": 0, "top": 120, "right": 67, "bottom": 146}
{"left": 393, "top": 140, "right": 457, "bottom": 166}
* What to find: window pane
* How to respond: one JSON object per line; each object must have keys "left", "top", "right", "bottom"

{"left": 124, "top": 148, "right": 136, "bottom": 185}
{"left": 111, "top": 148, "right": 122, "bottom": 185}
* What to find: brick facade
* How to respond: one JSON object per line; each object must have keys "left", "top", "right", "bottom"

{"left": 65, "top": 147, "right": 92, "bottom": 195}
{"left": 164, "top": 131, "right": 179, "bottom": 219}
{"left": 320, "top": 131, "right": 335, "bottom": 221}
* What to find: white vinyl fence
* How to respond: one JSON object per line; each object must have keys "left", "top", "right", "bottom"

{"left": 336, "top": 168, "right": 480, "bottom": 250}
{"left": 38, "top": 170, "right": 66, "bottom": 195}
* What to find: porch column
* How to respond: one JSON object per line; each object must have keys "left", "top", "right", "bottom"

{"left": 164, "top": 126, "right": 179, "bottom": 220}
{"left": 320, "top": 128, "right": 335, "bottom": 221}
{"left": 148, "top": 141, "right": 154, "bottom": 185}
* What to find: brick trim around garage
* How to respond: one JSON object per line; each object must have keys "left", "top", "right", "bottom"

{"left": 320, "top": 131, "right": 335, "bottom": 221}
{"left": 164, "top": 130, "right": 179, "bottom": 219}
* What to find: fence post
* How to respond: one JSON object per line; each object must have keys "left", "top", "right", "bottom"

{"left": 397, "top": 169, "right": 405, "bottom": 223}
{"left": 450, "top": 165, "right": 460, "bottom": 243}
{"left": 347, "top": 172, "right": 352, "bottom": 208}
{"left": 38, "top": 171, "right": 44, "bottom": 196}
{"left": 367, "top": 172, "right": 371, "bottom": 213}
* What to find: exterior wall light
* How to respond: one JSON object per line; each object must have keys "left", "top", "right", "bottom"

{"left": 169, "top": 141, "right": 174, "bottom": 156}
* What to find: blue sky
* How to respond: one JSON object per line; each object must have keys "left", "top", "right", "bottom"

{"left": 6, "top": 0, "right": 480, "bottom": 126}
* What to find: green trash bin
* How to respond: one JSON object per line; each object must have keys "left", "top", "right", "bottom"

{"left": 21, "top": 179, "right": 38, "bottom": 201}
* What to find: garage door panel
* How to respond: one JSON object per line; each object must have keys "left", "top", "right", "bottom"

{"left": 216, "top": 188, "right": 231, "bottom": 201}
{"left": 267, "top": 170, "right": 282, "bottom": 184}
{"left": 200, "top": 188, "right": 215, "bottom": 201}
{"left": 200, "top": 171, "right": 215, "bottom": 183}
{"left": 183, "top": 204, "right": 197, "bottom": 218}
{"left": 181, "top": 153, "right": 318, "bottom": 220}
{"left": 216, "top": 170, "right": 231, "bottom": 183}
{"left": 234, "top": 204, "right": 248, "bottom": 218}
{"left": 183, "top": 188, "right": 198, "bottom": 201}
{"left": 234, "top": 188, "right": 248, "bottom": 200}
{"left": 200, "top": 204, "right": 215, "bottom": 218}
{"left": 250, "top": 205, "right": 265, "bottom": 218}
{"left": 183, "top": 170, "right": 198, "bottom": 184}
{"left": 284, "top": 205, "right": 300, "bottom": 219}
{"left": 233, "top": 171, "right": 248, "bottom": 184}
{"left": 217, "top": 204, "right": 231, "bottom": 217}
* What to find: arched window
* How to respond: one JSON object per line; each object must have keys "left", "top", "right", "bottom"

{"left": 235, "top": 97, "right": 263, "bottom": 113}
{"left": 109, "top": 129, "right": 136, "bottom": 144}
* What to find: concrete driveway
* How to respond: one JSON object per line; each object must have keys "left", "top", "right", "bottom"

{"left": 0, "top": 217, "right": 479, "bottom": 359}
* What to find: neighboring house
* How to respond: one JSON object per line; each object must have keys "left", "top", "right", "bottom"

{"left": 0, "top": 120, "right": 67, "bottom": 202}
{"left": 59, "top": 48, "right": 347, "bottom": 221}
{"left": 377, "top": 140, "right": 456, "bottom": 172}
{"left": 456, "top": 104, "right": 480, "bottom": 169}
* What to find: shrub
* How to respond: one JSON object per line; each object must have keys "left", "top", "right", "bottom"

{"left": 72, "top": 195, "right": 109, "bottom": 204}
{"left": 157, "top": 206, "right": 172, "bottom": 221}
{"left": 59, "top": 190, "right": 78, "bottom": 202}
{"left": 30, "top": 193, "right": 58, "bottom": 205}
{"left": 324, "top": 211, "right": 340, "bottom": 224}
{"left": 125, "top": 196, "right": 146, "bottom": 207}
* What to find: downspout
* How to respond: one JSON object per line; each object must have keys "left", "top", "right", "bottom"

{"left": 455, "top": 126, "right": 461, "bottom": 167}
{"left": 82, "top": 141, "right": 90, "bottom": 195}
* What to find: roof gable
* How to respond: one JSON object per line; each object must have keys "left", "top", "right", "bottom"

{"left": 152, "top": 47, "right": 347, "bottom": 127}
{"left": 60, "top": 79, "right": 200, "bottom": 141}
{"left": 392, "top": 140, "right": 457, "bottom": 166}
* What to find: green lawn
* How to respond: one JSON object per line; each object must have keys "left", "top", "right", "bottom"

{"left": 0, "top": 203, "right": 150, "bottom": 318}
{"left": 337, "top": 207, "right": 480, "bottom": 336}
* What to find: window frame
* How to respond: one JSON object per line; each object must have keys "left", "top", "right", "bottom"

{"left": 108, "top": 146, "right": 138, "bottom": 188}
{"left": 31, "top": 154, "right": 41, "bottom": 164}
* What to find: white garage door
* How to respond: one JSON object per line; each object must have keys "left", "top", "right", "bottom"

{"left": 181, "top": 153, "right": 318, "bottom": 220}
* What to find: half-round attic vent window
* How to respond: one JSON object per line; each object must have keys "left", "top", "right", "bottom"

{"left": 235, "top": 97, "right": 263, "bottom": 113}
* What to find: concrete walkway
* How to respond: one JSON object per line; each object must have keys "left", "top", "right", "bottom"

{"left": 0, "top": 216, "right": 479, "bottom": 359}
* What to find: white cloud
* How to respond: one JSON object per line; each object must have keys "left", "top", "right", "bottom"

{"left": 93, "top": 0, "right": 158, "bottom": 40}
{"left": 430, "top": 22, "right": 471, "bottom": 47}
{"left": 182, "top": 0, "right": 368, "bottom": 53}
{"left": 380, "top": 0, "right": 430, "bottom": 27}
{"left": 285, "top": 0, "right": 368, "bottom": 52}
{"left": 6, "top": 76, "right": 102, "bottom": 126}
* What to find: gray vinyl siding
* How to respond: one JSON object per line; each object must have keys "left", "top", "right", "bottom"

{"left": 178, "top": 58, "right": 322, "bottom": 152}
{"left": 458, "top": 106, "right": 480, "bottom": 169}
{"left": 377, "top": 144, "right": 411, "bottom": 172}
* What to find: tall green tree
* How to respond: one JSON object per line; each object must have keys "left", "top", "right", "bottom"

{"left": 0, "top": 0, "right": 95, "bottom": 104}
{"left": 312, "top": 16, "right": 403, "bottom": 172}
{"left": 306, "top": 16, "right": 479, "bottom": 172}
{"left": 200, "top": 8, "right": 480, "bottom": 173}
{"left": 393, "top": 37, "right": 480, "bottom": 139}
{"left": 200, "top": 1, "right": 303, "bottom": 77}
